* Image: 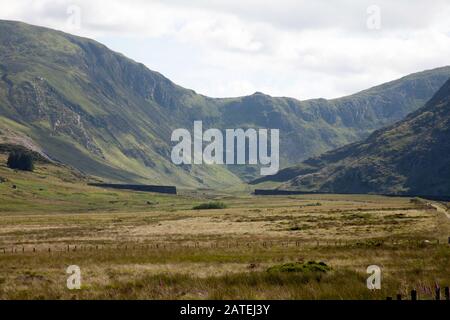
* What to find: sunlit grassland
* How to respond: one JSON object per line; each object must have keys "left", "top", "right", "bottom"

{"left": 0, "top": 157, "right": 449, "bottom": 299}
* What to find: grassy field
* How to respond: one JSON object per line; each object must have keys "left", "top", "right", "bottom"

{"left": 0, "top": 156, "right": 449, "bottom": 299}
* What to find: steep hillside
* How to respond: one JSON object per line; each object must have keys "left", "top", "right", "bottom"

{"left": 0, "top": 20, "right": 449, "bottom": 186}
{"left": 0, "top": 20, "right": 240, "bottom": 188}
{"left": 254, "top": 79, "right": 450, "bottom": 196}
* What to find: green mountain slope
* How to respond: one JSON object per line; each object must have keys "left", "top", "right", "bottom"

{"left": 254, "top": 79, "right": 450, "bottom": 196}
{"left": 0, "top": 20, "right": 449, "bottom": 187}
{"left": 0, "top": 20, "right": 241, "bottom": 188}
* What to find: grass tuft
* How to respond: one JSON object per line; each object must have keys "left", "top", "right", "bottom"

{"left": 267, "top": 261, "right": 331, "bottom": 274}
{"left": 192, "top": 201, "right": 227, "bottom": 210}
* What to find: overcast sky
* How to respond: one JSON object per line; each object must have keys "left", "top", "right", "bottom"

{"left": 1, "top": 0, "right": 450, "bottom": 100}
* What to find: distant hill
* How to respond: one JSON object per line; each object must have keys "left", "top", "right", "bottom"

{"left": 1, "top": 20, "right": 449, "bottom": 187}
{"left": 253, "top": 78, "right": 450, "bottom": 196}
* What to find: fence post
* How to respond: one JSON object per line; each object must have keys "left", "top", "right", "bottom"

{"left": 396, "top": 294, "right": 402, "bottom": 300}
{"left": 435, "top": 287, "right": 441, "bottom": 300}
{"left": 411, "top": 289, "right": 417, "bottom": 301}
{"left": 445, "top": 287, "right": 449, "bottom": 300}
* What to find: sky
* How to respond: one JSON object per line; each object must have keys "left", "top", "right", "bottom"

{"left": 1, "top": 0, "right": 450, "bottom": 100}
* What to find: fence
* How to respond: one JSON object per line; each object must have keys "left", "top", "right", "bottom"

{"left": 386, "top": 287, "right": 450, "bottom": 301}
{"left": 1, "top": 236, "right": 449, "bottom": 254}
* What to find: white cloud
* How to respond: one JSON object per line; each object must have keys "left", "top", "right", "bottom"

{"left": 1, "top": 0, "right": 450, "bottom": 99}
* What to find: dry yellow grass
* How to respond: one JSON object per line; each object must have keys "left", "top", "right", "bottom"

{"left": 0, "top": 158, "right": 449, "bottom": 299}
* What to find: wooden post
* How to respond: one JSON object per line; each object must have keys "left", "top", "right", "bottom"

{"left": 386, "top": 297, "right": 392, "bottom": 300}
{"left": 448, "top": 236, "right": 450, "bottom": 245}
{"left": 411, "top": 289, "right": 417, "bottom": 301}
{"left": 33, "top": 247, "right": 36, "bottom": 252}
{"left": 435, "top": 287, "right": 441, "bottom": 300}
{"left": 396, "top": 294, "right": 402, "bottom": 300}
{"left": 445, "top": 287, "right": 449, "bottom": 300}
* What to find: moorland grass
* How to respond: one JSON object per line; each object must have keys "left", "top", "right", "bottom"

{"left": 0, "top": 157, "right": 449, "bottom": 299}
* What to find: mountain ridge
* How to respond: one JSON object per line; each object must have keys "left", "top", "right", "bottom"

{"left": 253, "top": 78, "right": 450, "bottom": 195}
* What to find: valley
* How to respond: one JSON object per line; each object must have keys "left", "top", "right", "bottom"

{"left": 0, "top": 19, "right": 449, "bottom": 301}
{"left": 0, "top": 154, "right": 449, "bottom": 299}
{"left": 1, "top": 20, "right": 450, "bottom": 187}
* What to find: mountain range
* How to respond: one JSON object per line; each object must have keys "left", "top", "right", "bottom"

{"left": 253, "top": 78, "right": 450, "bottom": 196}
{"left": 1, "top": 20, "right": 449, "bottom": 188}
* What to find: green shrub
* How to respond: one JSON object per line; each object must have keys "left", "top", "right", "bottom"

{"left": 305, "top": 202, "right": 322, "bottom": 207}
{"left": 267, "top": 261, "right": 331, "bottom": 274}
{"left": 193, "top": 201, "right": 227, "bottom": 210}
{"left": 7, "top": 151, "right": 34, "bottom": 171}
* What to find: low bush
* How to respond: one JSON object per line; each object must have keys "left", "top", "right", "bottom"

{"left": 192, "top": 201, "right": 227, "bottom": 210}
{"left": 267, "top": 261, "right": 331, "bottom": 274}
